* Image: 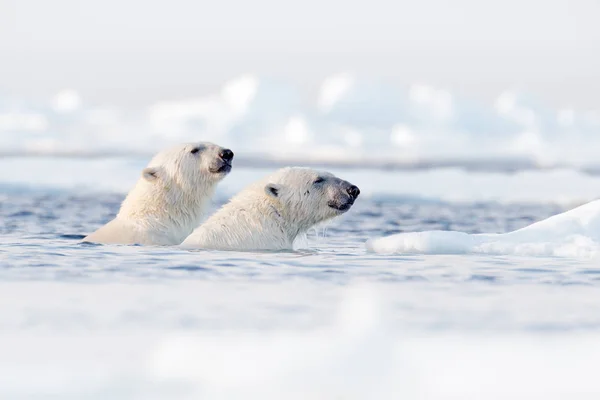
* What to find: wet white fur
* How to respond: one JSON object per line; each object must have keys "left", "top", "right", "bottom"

{"left": 84, "top": 142, "right": 230, "bottom": 246}
{"left": 181, "top": 167, "right": 355, "bottom": 251}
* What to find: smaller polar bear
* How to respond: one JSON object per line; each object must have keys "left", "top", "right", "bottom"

{"left": 84, "top": 142, "right": 234, "bottom": 246}
{"left": 181, "top": 167, "right": 360, "bottom": 251}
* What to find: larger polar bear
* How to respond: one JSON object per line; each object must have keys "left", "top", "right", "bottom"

{"left": 84, "top": 142, "right": 234, "bottom": 246}
{"left": 181, "top": 167, "right": 360, "bottom": 251}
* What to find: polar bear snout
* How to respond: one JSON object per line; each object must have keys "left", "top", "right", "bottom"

{"left": 219, "top": 149, "right": 234, "bottom": 162}
{"left": 208, "top": 148, "right": 234, "bottom": 174}
{"left": 328, "top": 182, "right": 360, "bottom": 212}
{"left": 347, "top": 185, "right": 360, "bottom": 200}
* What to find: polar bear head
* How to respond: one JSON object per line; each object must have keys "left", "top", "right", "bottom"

{"left": 118, "top": 141, "right": 233, "bottom": 227}
{"left": 141, "top": 142, "right": 234, "bottom": 189}
{"left": 264, "top": 167, "right": 360, "bottom": 231}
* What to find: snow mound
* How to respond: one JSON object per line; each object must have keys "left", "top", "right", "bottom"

{"left": 366, "top": 199, "right": 600, "bottom": 258}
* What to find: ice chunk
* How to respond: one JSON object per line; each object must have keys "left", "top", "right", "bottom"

{"left": 366, "top": 200, "right": 600, "bottom": 258}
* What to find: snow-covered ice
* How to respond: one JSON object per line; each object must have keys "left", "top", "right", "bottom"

{"left": 367, "top": 199, "right": 600, "bottom": 258}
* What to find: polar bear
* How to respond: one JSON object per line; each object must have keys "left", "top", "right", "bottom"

{"left": 83, "top": 142, "right": 234, "bottom": 246}
{"left": 180, "top": 167, "right": 360, "bottom": 251}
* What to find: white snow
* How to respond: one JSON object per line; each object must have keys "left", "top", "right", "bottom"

{"left": 367, "top": 199, "right": 600, "bottom": 258}
{"left": 2, "top": 280, "right": 600, "bottom": 399}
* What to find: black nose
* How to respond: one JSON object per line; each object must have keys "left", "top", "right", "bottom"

{"left": 347, "top": 185, "right": 360, "bottom": 199}
{"left": 219, "top": 149, "right": 234, "bottom": 161}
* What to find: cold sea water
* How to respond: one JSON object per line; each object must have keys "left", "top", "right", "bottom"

{"left": 2, "top": 157, "right": 600, "bottom": 399}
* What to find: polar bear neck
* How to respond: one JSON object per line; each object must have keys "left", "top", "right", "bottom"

{"left": 117, "top": 178, "right": 214, "bottom": 243}
{"left": 262, "top": 197, "right": 318, "bottom": 245}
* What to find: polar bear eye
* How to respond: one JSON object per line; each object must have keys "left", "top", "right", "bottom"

{"left": 313, "top": 177, "right": 325, "bottom": 184}
{"left": 190, "top": 147, "right": 200, "bottom": 155}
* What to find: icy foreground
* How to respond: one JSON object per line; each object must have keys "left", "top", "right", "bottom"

{"left": 367, "top": 199, "right": 600, "bottom": 258}
{"left": 2, "top": 280, "right": 600, "bottom": 400}
{"left": 2, "top": 74, "right": 600, "bottom": 170}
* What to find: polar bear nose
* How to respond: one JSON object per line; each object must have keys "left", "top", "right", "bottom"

{"left": 219, "top": 149, "right": 234, "bottom": 161}
{"left": 347, "top": 185, "right": 360, "bottom": 199}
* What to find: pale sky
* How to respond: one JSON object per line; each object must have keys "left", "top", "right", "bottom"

{"left": 1, "top": 0, "right": 599, "bottom": 109}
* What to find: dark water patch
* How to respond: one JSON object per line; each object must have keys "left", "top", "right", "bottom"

{"left": 358, "top": 210, "right": 382, "bottom": 218}
{"left": 10, "top": 211, "right": 34, "bottom": 217}
{"left": 215, "top": 262, "right": 238, "bottom": 267}
{"left": 79, "top": 241, "right": 103, "bottom": 248}
{"left": 28, "top": 263, "right": 57, "bottom": 268}
{"left": 45, "top": 252, "right": 68, "bottom": 257}
{"left": 468, "top": 274, "right": 498, "bottom": 282}
{"left": 59, "top": 234, "right": 87, "bottom": 240}
{"left": 578, "top": 269, "right": 600, "bottom": 275}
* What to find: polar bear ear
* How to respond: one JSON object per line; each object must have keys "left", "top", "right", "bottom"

{"left": 142, "top": 167, "right": 161, "bottom": 182}
{"left": 265, "top": 183, "right": 281, "bottom": 198}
